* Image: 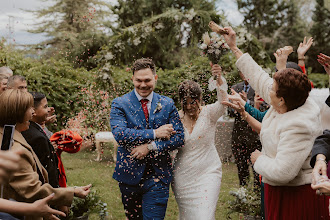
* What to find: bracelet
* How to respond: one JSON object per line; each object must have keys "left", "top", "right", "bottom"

{"left": 317, "top": 158, "right": 327, "bottom": 164}
{"left": 298, "top": 56, "right": 305, "bottom": 60}
{"left": 232, "top": 48, "right": 240, "bottom": 54}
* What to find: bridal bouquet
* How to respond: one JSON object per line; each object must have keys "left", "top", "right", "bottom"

{"left": 199, "top": 32, "right": 229, "bottom": 64}
{"left": 199, "top": 32, "right": 229, "bottom": 91}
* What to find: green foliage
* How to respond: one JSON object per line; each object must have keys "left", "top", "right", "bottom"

{"left": 112, "top": 0, "right": 216, "bottom": 29}
{"left": 97, "top": 8, "right": 221, "bottom": 69}
{"left": 67, "top": 189, "right": 108, "bottom": 219}
{"left": 27, "top": 0, "right": 110, "bottom": 69}
{"left": 236, "top": 0, "right": 290, "bottom": 39}
{"left": 0, "top": 41, "right": 93, "bottom": 129}
{"left": 309, "top": 73, "right": 329, "bottom": 88}
{"left": 269, "top": 0, "right": 308, "bottom": 62}
{"left": 309, "top": 0, "right": 330, "bottom": 72}
{"left": 226, "top": 186, "right": 261, "bottom": 218}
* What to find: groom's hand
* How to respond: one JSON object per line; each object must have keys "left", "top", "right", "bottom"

{"left": 155, "top": 124, "right": 176, "bottom": 139}
{"left": 131, "top": 144, "right": 149, "bottom": 160}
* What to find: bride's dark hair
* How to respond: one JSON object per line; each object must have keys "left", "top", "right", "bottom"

{"left": 178, "top": 80, "right": 202, "bottom": 111}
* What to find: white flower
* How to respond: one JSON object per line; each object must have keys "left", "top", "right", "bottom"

{"left": 215, "top": 49, "right": 221, "bottom": 55}
{"left": 114, "top": 41, "right": 123, "bottom": 48}
{"left": 133, "top": 37, "right": 141, "bottom": 46}
{"left": 102, "top": 73, "right": 110, "bottom": 80}
{"left": 104, "top": 52, "right": 114, "bottom": 60}
{"left": 144, "top": 25, "right": 152, "bottom": 33}
{"left": 199, "top": 43, "right": 207, "bottom": 50}
{"left": 185, "top": 9, "right": 196, "bottom": 21}
{"left": 174, "top": 15, "right": 180, "bottom": 21}
{"left": 210, "top": 32, "right": 218, "bottom": 39}
{"left": 155, "top": 23, "right": 164, "bottom": 29}
{"left": 127, "top": 27, "right": 135, "bottom": 33}
{"left": 202, "top": 32, "right": 211, "bottom": 45}
{"left": 214, "top": 43, "right": 220, "bottom": 49}
{"left": 153, "top": 102, "right": 163, "bottom": 113}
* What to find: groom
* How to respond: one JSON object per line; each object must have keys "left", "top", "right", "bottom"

{"left": 110, "top": 58, "right": 184, "bottom": 219}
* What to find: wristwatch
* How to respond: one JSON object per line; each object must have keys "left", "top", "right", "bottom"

{"left": 147, "top": 143, "right": 154, "bottom": 151}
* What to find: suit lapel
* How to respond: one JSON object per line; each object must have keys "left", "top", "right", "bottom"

{"left": 149, "top": 93, "right": 160, "bottom": 128}
{"left": 130, "top": 91, "right": 148, "bottom": 128}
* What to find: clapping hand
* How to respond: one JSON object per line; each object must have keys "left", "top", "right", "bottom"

{"left": 274, "top": 46, "right": 293, "bottom": 71}
{"left": 45, "top": 107, "right": 57, "bottom": 125}
{"left": 221, "top": 89, "right": 246, "bottom": 114}
{"left": 317, "top": 53, "right": 330, "bottom": 75}
{"left": 297, "top": 37, "right": 313, "bottom": 58}
{"left": 74, "top": 184, "right": 92, "bottom": 198}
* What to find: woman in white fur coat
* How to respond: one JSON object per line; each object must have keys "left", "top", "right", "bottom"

{"left": 209, "top": 22, "right": 329, "bottom": 220}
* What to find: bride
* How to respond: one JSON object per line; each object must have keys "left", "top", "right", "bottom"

{"left": 172, "top": 64, "right": 227, "bottom": 219}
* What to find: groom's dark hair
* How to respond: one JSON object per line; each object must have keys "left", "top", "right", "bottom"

{"left": 132, "top": 58, "right": 156, "bottom": 75}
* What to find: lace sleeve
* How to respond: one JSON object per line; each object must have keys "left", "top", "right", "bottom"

{"left": 205, "top": 75, "right": 228, "bottom": 124}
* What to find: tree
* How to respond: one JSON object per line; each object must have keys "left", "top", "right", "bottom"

{"left": 236, "top": 0, "right": 289, "bottom": 40}
{"left": 270, "top": 0, "right": 307, "bottom": 62}
{"left": 112, "top": 0, "right": 216, "bottom": 29}
{"left": 309, "top": 0, "right": 330, "bottom": 72}
{"left": 28, "top": 0, "right": 110, "bottom": 69}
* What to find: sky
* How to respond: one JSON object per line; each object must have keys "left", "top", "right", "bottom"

{"left": 0, "top": 0, "right": 244, "bottom": 45}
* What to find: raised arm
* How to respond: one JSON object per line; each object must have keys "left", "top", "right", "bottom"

{"left": 297, "top": 37, "right": 313, "bottom": 68}
{"left": 274, "top": 46, "right": 293, "bottom": 71}
{"left": 206, "top": 64, "right": 228, "bottom": 124}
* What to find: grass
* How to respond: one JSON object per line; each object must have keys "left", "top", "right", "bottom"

{"left": 62, "top": 143, "right": 240, "bottom": 220}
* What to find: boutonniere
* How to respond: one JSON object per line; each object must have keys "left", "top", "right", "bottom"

{"left": 153, "top": 102, "right": 163, "bottom": 114}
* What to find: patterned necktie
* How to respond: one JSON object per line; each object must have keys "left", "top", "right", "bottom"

{"left": 140, "top": 99, "right": 149, "bottom": 123}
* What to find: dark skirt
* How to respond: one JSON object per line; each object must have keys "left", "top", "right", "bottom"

{"left": 264, "top": 183, "right": 330, "bottom": 220}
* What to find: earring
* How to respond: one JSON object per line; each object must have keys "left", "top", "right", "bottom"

{"left": 278, "top": 102, "right": 281, "bottom": 106}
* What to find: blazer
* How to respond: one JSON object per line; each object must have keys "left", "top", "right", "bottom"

{"left": 0, "top": 128, "right": 74, "bottom": 220}
{"left": 310, "top": 129, "right": 330, "bottom": 167}
{"left": 110, "top": 90, "right": 184, "bottom": 185}
{"left": 22, "top": 121, "right": 60, "bottom": 188}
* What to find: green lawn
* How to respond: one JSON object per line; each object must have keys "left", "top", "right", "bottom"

{"left": 62, "top": 143, "right": 240, "bottom": 220}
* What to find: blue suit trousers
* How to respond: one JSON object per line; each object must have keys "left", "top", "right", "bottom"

{"left": 119, "top": 176, "right": 169, "bottom": 220}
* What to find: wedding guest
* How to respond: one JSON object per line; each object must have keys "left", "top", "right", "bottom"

{"left": 0, "top": 66, "right": 13, "bottom": 77}
{"left": 310, "top": 53, "right": 330, "bottom": 195}
{"left": 110, "top": 58, "right": 184, "bottom": 219}
{"left": 7, "top": 75, "right": 28, "bottom": 92}
{"left": 7, "top": 75, "right": 57, "bottom": 133}
{"left": 209, "top": 22, "right": 328, "bottom": 219}
{"left": 0, "top": 151, "right": 65, "bottom": 220}
{"left": 172, "top": 64, "right": 227, "bottom": 219}
{"left": 0, "top": 74, "right": 8, "bottom": 94}
{"left": 0, "top": 89, "right": 91, "bottom": 220}
{"left": 22, "top": 92, "right": 60, "bottom": 188}
{"left": 228, "top": 72, "right": 266, "bottom": 186}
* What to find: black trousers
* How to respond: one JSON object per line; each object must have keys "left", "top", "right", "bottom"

{"left": 231, "top": 137, "right": 262, "bottom": 186}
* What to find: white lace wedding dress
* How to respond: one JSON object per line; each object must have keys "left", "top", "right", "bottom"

{"left": 172, "top": 80, "right": 227, "bottom": 220}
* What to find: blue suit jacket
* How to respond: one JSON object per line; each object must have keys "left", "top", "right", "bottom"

{"left": 110, "top": 90, "right": 184, "bottom": 185}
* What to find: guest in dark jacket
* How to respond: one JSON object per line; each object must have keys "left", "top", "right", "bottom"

{"left": 228, "top": 72, "right": 268, "bottom": 186}
{"left": 22, "top": 92, "right": 60, "bottom": 188}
